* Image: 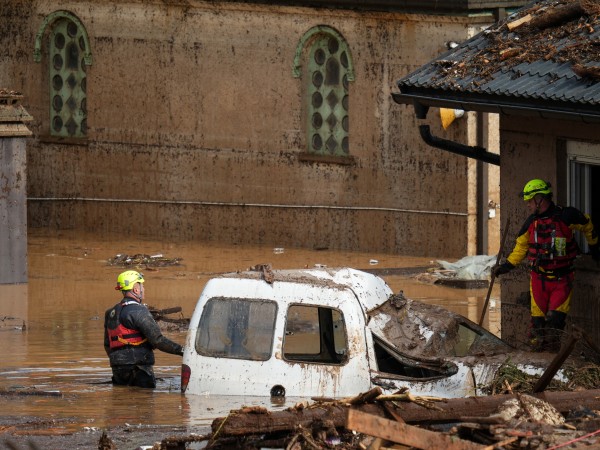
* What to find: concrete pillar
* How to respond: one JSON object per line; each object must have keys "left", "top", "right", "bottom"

{"left": 0, "top": 91, "right": 32, "bottom": 284}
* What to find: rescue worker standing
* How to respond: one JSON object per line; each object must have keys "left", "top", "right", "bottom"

{"left": 104, "top": 270, "right": 183, "bottom": 388}
{"left": 494, "top": 179, "right": 599, "bottom": 352}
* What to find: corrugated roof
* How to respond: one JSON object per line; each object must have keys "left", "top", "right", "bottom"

{"left": 221, "top": 0, "right": 525, "bottom": 13}
{"left": 394, "top": 0, "right": 600, "bottom": 120}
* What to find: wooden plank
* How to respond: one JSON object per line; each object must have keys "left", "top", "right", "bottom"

{"left": 506, "top": 13, "right": 532, "bottom": 30}
{"left": 346, "top": 409, "right": 484, "bottom": 450}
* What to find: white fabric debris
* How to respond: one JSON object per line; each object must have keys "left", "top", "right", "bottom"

{"left": 436, "top": 255, "right": 497, "bottom": 280}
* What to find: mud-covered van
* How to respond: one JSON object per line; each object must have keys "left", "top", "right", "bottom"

{"left": 181, "top": 267, "right": 568, "bottom": 399}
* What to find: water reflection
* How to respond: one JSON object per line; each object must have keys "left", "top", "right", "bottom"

{"left": 0, "top": 229, "right": 500, "bottom": 433}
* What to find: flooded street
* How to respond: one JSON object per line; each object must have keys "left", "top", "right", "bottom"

{"left": 0, "top": 229, "right": 500, "bottom": 444}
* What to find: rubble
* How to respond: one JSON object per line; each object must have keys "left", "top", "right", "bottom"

{"left": 107, "top": 253, "right": 182, "bottom": 268}
{"left": 133, "top": 387, "right": 600, "bottom": 449}
{"left": 485, "top": 361, "right": 600, "bottom": 395}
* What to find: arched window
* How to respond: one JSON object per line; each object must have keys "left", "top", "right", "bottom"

{"left": 294, "top": 27, "right": 354, "bottom": 159}
{"left": 35, "top": 11, "right": 91, "bottom": 138}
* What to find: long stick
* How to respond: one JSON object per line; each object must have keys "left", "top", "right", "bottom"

{"left": 478, "top": 218, "right": 511, "bottom": 327}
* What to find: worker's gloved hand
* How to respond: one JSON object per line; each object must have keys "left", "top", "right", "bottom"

{"left": 493, "top": 262, "right": 514, "bottom": 277}
{"left": 589, "top": 244, "right": 600, "bottom": 262}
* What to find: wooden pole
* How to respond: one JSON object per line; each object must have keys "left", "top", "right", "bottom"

{"left": 533, "top": 328, "right": 582, "bottom": 393}
{"left": 479, "top": 218, "right": 511, "bottom": 327}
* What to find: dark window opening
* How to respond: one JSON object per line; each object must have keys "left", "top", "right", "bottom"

{"left": 570, "top": 155, "right": 600, "bottom": 253}
{"left": 373, "top": 335, "right": 457, "bottom": 379}
{"left": 283, "top": 304, "right": 347, "bottom": 364}
{"left": 325, "top": 58, "right": 339, "bottom": 85}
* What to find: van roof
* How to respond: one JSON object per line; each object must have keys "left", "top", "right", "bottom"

{"left": 219, "top": 266, "right": 393, "bottom": 312}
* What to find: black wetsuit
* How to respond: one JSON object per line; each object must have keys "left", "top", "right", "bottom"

{"left": 104, "top": 299, "right": 183, "bottom": 388}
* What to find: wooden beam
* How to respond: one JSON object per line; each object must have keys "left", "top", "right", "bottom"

{"left": 506, "top": 13, "right": 531, "bottom": 30}
{"left": 346, "top": 409, "right": 484, "bottom": 450}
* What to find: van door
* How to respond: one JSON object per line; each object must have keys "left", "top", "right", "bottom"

{"left": 274, "top": 285, "right": 372, "bottom": 398}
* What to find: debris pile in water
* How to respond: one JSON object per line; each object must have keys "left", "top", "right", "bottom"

{"left": 108, "top": 386, "right": 600, "bottom": 449}
{"left": 411, "top": 255, "right": 496, "bottom": 289}
{"left": 485, "top": 362, "right": 600, "bottom": 395}
{"left": 107, "top": 253, "right": 182, "bottom": 268}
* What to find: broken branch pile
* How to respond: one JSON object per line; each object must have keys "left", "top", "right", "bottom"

{"left": 148, "top": 305, "right": 190, "bottom": 331}
{"left": 188, "top": 387, "right": 600, "bottom": 449}
{"left": 94, "top": 386, "right": 600, "bottom": 449}
{"left": 485, "top": 362, "right": 600, "bottom": 395}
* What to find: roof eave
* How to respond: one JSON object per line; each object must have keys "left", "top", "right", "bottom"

{"left": 392, "top": 90, "right": 600, "bottom": 124}
{"left": 213, "top": 0, "right": 526, "bottom": 13}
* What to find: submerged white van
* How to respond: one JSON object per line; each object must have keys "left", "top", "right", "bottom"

{"left": 181, "top": 267, "right": 563, "bottom": 399}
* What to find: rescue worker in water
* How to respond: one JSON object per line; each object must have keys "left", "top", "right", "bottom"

{"left": 104, "top": 270, "right": 184, "bottom": 388}
{"left": 494, "top": 179, "right": 599, "bottom": 352}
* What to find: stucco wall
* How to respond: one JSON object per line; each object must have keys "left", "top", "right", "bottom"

{"left": 499, "top": 115, "right": 600, "bottom": 348}
{"left": 1, "top": 0, "right": 499, "bottom": 257}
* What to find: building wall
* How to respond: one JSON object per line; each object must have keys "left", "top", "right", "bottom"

{"left": 0, "top": 0, "right": 501, "bottom": 257}
{"left": 499, "top": 115, "right": 600, "bottom": 348}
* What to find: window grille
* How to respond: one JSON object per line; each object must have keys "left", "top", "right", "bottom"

{"left": 49, "top": 18, "right": 87, "bottom": 137}
{"left": 306, "top": 35, "right": 350, "bottom": 156}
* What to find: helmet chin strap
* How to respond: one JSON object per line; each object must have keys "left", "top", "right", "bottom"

{"left": 125, "top": 285, "right": 143, "bottom": 302}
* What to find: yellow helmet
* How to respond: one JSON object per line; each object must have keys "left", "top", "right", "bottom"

{"left": 115, "top": 270, "right": 144, "bottom": 291}
{"left": 520, "top": 179, "right": 552, "bottom": 201}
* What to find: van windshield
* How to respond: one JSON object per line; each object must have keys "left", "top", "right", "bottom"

{"left": 195, "top": 297, "right": 278, "bottom": 360}
{"left": 368, "top": 295, "right": 512, "bottom": 359}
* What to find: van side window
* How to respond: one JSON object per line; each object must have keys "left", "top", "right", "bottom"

{"left": 283, "top": 305, "right": 347, "bottom": 364}
{"left": 195, "top": 297, "right": 277, "bottom": 361}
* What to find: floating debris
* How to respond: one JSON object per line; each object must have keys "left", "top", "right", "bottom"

{"left": 410, "top": 255, "right": 496, "bottom": 289}
{"left": 0, "top": 388, "right": 62, "bottom": 397}
{"left": 148, "top": 305, "right": 190, "bottom": 331}
{"left": 107, "top": 253, "right": 182, "bottom": 268}
{"left": 0, "top": 316, "right": 26, "bottom": 332}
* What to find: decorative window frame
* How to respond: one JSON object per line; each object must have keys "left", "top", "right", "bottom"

{"left": 34, "top": 10, "right": 92, "bottom": 141}
{"left": 293, "top": 26, "right": 355, "bottom": 165}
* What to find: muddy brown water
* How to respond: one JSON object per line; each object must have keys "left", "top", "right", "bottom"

{"left": 0, "top": 229, "right": 500, "bottom": 437}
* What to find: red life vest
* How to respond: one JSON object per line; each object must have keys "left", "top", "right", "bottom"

{"left": 526, "top": 208, "right": 578, "bottom": 273}
{"left": 106, "top": 300, "right": 148, "bottom": 350}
